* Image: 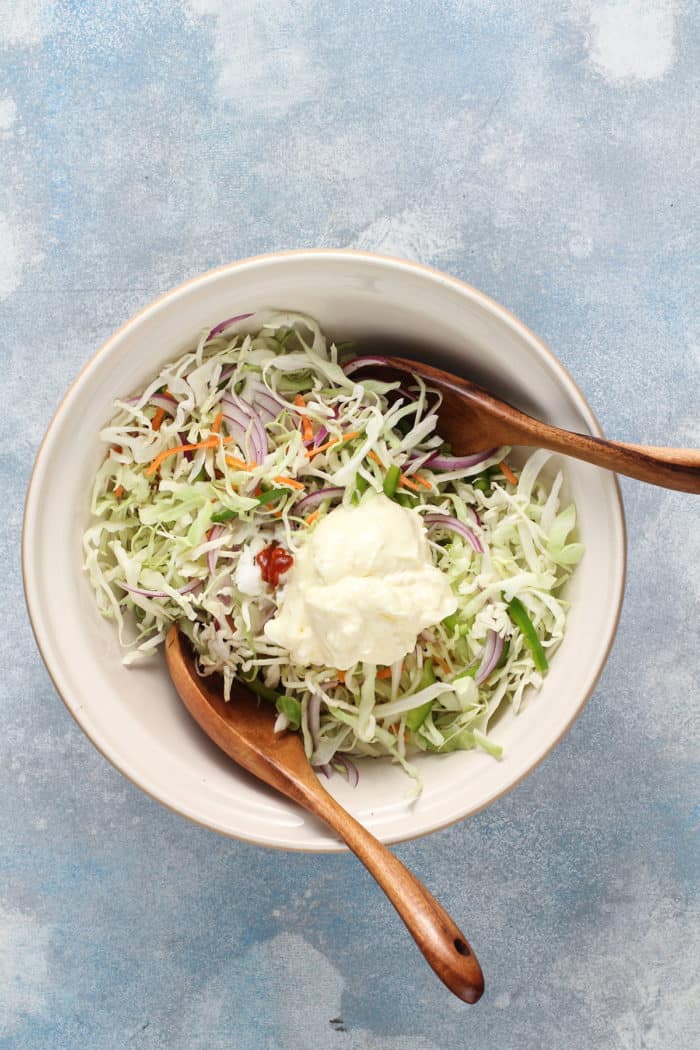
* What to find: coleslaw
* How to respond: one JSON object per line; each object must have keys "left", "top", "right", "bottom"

{"left": 83, "top": 311, "right": 583, "bottom": 791}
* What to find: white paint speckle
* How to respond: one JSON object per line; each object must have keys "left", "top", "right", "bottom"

{"left": 585, "top": 1, "right": 678, "bottom": 83}
{"left": 0, "top": 97, "right": 17, "bottom": 132}
{"left": 0, "top": 903, "right": 51, "bottom": 1037}
{"left": 0, "top": 212, "right": 44, "bottom": 302}
{"left": 569, "top": 232, "right": 594, "bottom": 258}
{"left": 184, "top": 0, "right": 321, "bottom": 115}
{"left": 353, "top": 208, "right": 460, "bottom": 263}
{"left": 0, "top": 1, "right": 45, "bottom": 47}
{"left": 171, "top": 932, "right": 442, "bottom": 1049}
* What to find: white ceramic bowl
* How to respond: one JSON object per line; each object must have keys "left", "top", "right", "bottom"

{"left": 23, "top": 251, "right": 626, "bottom": 851}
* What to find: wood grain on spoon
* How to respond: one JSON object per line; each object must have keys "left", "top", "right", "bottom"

{"left": 350, "top": 356, "right": 700, "bottom": 493}
{"left": 165, "top": 626, "right": 484, "bottom": 1004}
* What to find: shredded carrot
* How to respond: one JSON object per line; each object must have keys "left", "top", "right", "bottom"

{"left": 367, "top": 450, "right": 383, "bottom": 466}
{"left": 436, "top": 655, "right": 451, "bottom": 676}
{"left": 151, "top": 407, "right": 166, "bottom": 432}
{"left": 412, "top": 473, "right": 432, "bottom": 490}
{"left": 294, "top": 394, "right": 314, "bottom": 443}
{"left": 337, "top": 669, "right": 346, "bottom": 684}
{"left": 499, "top": 460, "right": 518, "bottom": 486}
{"left": 399, "top": 474, "right": 421, "bottom": 492}
{"left": 376, "top": 667, "right": 393, "bottom": 680}
{"left": 306, "top": 431, "right": 361, "bottom": 460}
{"left": 304, "top": 509, "right": 320, "bottom": 526}
{"left": 211, "top": 410, "right": 223, "bottom": 434}
{"left": 225, "top": 455, "right": 256, "bottom": 471}
{"left": 114, "top": 484, "right": 124, "bottom": 499}
{"left": 274, "top": 475, "right": 305, "bottom": 490}
{"left": 146, "top": 436, "right": 233, "bottom": 477}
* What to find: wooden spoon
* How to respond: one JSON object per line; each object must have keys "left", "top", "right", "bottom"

{"left": 165, "top": 625, "right": 485, "bottom": 1004}
{"left": 349, "top": 356, "right": 700, "bottom": 493}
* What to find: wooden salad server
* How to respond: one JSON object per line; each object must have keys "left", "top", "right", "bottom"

{"left": 347, "top": 356, "right": 700, "bottom": 494}
{"left": 165, "top": 625, "right": 484, "bottom": 1004}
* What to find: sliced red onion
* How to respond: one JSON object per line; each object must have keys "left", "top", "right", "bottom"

{"left": 178, "top": 431, "right": 194, "bottom": 461}
{"left": 221, "top": 394, "right": 268, "bottom": 463}
{"left": 119, "top": 579, "right": 201, "bottom": 599}
{"left": 311, "top": 425, "right": 329, "bottom": 448}
{"left": 301, "top": 424, "right": 330, "bottom": 450}
{"left": 425, "top": 449, "right": 497, "bottom": 471}
{"left": 318, "top": 763, "right": 332, "bottom": 778}
{"left": 424, "top": 514, "right": 483, "bottom": 553}
{"left": 307, "top": 693, "right": 321, "bottom": 751}
{"left": 475, "top": 630, "right": 505, "bottom": 685}
{"left": 251, "top": 401, "right": 276, "bottom": 426}
{"left": 247, "top": 381, "right": 286, "bottom": 425}
{"left": 206, "top": 525, "right": 226, "bottom": 576}
{"left": 333, "top": 753, "right": 360, "bottom": 787}
{"left": 342, "top": 355, "right": 393, "bottom": 376}
{"left": 293, "top": 487, "right": 344, "bottom": 516}
{"left": 208, "top": 312, "right": 254, "bottom": 340}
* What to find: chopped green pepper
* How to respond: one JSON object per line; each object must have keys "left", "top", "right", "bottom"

{"left": 256, "top": 488, "right": 288, "bottom": 506}
{"left": 239, "top": 672, "right": 279, "bottom": 703}
{"left": 472, "top": 467, "right": 493, "bottom": 493}
{"left": 406, "top": 659, "right": 436, "bottom": 732}
{"left": 355, "top": 473, "right": 369, "bottom": 494}
{"left": 275, "top": 695, "right": 301, "bottom": 730}
{"left": 211, "top": 508, "right": 237, "bottom": 523}
{"left": 507, "top": 596, "right": 548, "bottom": 672}
{"left": 383, "top": 464, "right": 401, "bottom": 499}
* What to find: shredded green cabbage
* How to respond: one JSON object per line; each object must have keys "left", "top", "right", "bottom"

{"left": 84, "top": 311, "right": 583, "bottom": 792}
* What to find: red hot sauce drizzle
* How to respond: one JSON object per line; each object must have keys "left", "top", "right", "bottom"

{"left": 256, "top": 542, "right": 294, "bottom": 588}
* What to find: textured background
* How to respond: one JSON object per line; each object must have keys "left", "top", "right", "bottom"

{"left": 2, "top": 2, "right": 699, "bottom": 1048}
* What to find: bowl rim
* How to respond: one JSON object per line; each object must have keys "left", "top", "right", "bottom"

{"left": 22, "top": 248, "right": 627, "bottom": 851}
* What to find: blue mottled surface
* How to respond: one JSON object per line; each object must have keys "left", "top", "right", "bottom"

{"left": 2, "top": 2, "right": 699, "bottom": 1047}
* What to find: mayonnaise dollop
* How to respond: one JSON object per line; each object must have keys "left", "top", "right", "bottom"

{"left": 264, "top": 493, "right": 457, "bottom": 669}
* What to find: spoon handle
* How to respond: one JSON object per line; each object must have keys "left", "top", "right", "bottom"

{"left": 507, "top": 415, "right": 700, "bottom": 493}
{"left": 295, "top": 781, "right": 484, "bottom": 1003}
